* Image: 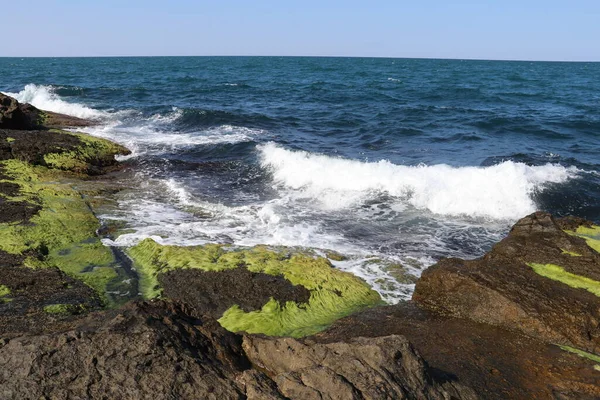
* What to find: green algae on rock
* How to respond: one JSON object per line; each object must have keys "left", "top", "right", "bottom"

{"left": 0, "top": 129, "right": 129, "bottom": 305}
{"left": 561, "top": 249, "right": 582, "bottom": 257}
{"left": 0, "top": 160, "right": 118, "bottom": 300}
{"left": 0, "top": 284, "right": 11, "bottom": 303}
{"left": 570, "top": 225, "right": 600, "bottom": 253}
{"left": 128, "top": 239, "right": 383, "bottom": 337}
{"left": 559, "top": 345, "right": 600, "bottom": 364}
{"left": 528, "top": 263, "right": 600, "bottom": 297}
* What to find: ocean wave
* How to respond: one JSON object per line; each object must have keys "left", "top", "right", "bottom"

{"left": 78, "top": 121, "right": 263, "bottom": 158}
{"left": 5, "top": 84, "right": 107, "bottom": 120}
{"left": 258, "top": 142, "right": 578, "bottom": 219}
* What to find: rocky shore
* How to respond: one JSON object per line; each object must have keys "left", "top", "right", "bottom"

{"left": 1, "top": 92, "right": 600, "bottom": 399}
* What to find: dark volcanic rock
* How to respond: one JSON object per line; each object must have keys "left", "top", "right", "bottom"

{"left": 319, "top": 302, "right": 600, "bottom": 400}
{"left": 0, "top": 301, "right": 251, "bottom": 399}
{"left": 413, "top": 212, "right": 600, "bottom": 353}
{"left": 160, "top": 267, "right": 311, "bottom": 318}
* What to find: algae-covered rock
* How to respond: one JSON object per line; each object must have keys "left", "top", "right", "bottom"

{"left": 414, "top": 212, "right": 600, "bottom": 354}
{"left": 0, "top": 127, "right": 131, "bottom": 306}
{"left": 128, "top": 239, "right": 383, "bottom": 337}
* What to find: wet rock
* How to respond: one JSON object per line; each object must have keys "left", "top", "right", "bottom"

{"left": 0, "top": 129, "right": 130, "bottom": 174}
{"left": 413, "top": 211, "right": 600, "bottom": 353}
{"left": 0, "top": 261, "right": 103, "bottom": 338}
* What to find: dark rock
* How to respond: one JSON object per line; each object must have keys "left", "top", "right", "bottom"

{"left": 244, "top": 329, "right": 477, "bottom": 399}
{"left": 0, "top": 93, "right": 44, "bottom": 130}
{"left": 0, "top": 301, "right": 252, "bottom": 399}
{"left": 0, "top": 263, "right": 103, "bottom": 338}
{"left": 160, "top": 267, "right": 311, "bottom": 318}
{"left": 0, "top": 92, "right": 93, "bottom": 130}
{"left": 0, "top": 300, "right": 473, "bottom": 400}
{"left": 318, "top": 302, "right": 600, "bottom": 400}
{"left": 413, "top": 211, "right": 600, "bottom": 353}
{"left": 0, "top": 129, "right": 129, "bottom": 174}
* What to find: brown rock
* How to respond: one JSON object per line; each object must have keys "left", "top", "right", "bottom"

{"left": 0, "top": 92, "right": 93, "bottom": 130}
{"left": 0, "top": 93, "right": 43, "bottom": 130}
{"left": 319, "top": 302, "right": 600, "bottom": 400}
{"left": 413, "top": 212, "right": 600, "bottom": 353}
{"left": 244, "top": 330, "right": 477, "bottom": 399}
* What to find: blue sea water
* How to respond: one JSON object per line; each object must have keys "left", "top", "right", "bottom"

{"left": 1, "top": 56, "right": 599, "bottom": 302}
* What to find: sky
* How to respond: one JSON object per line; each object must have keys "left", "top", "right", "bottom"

{"left": 4, "top": 0, "right": 600, "bottom": 61}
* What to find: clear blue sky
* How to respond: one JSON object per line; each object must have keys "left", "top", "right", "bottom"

{"left": 5, "top": 0, "right": 599, "bottom": 61}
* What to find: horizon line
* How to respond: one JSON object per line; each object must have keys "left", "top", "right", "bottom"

{"left": 1, "top": 55, "right": 599, "bottom": 63}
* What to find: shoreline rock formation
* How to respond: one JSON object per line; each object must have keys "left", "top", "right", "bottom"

{"left": 1, "top": 92, "right": 600, "bottom": 399}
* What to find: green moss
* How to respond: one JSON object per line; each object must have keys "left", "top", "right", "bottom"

{"left": 572, "top": 226, "right": 600, "bottom": 253}
{"left": 0, "top": 159, "right": 118, "bottom": 303}
{"left": 0, "top": 285, "right": 11, "bottom": 303}
{"left": 43, "top": 152, "right": 89, "bottom": 172}
{"left": 6, "top": 137, "right": 15, "bottom": 143}
{"left": 37, "top": 129, "right": 129, "bottom": 173}
{"left": 559, "top": 345, "right": 600, "bottom": 363}
{"left": 128, "top": 239, "right": 383, "bottom": 337}
{"left": 43, "top": 303, "right": 86, "bottom": 314}
{"left": 528, "top": 263, "right": 600, "bottom": 297}
{"left": 561, "top": 249, "right": 582, "bottom": 257}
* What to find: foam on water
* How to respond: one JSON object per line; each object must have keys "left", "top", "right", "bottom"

{"left": 258, "top": 142, "right": 578, "bottom": 220}
{"left": 6, "top": 84, "right": 108, "bottom": 120}
{"left": 3, "top": 83, "right": 585, "bottom": 304}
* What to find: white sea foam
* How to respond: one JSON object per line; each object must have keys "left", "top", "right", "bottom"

{"left": 5, "top": 84, "right": 107, "bottom": 120}
{"left": 258, "top": 142, "right": 578, "bottom": 220}
{"left": 77, "top": 116, "right": 263, "bottom": 157}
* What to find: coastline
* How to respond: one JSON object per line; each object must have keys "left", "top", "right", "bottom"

{"left": 1, "top": 93, "right": 600, "bottom": 398}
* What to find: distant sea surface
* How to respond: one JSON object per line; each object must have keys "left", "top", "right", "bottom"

{"left": 2, "top": 56, "right": 599, "bottom": 302}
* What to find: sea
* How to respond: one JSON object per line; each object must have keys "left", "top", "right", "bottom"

{"left": 1, "top": 56, "right": 599, "bottom": 303}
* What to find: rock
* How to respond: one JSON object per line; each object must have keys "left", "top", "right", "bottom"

{"left": 0, "top": 92, "right": 93, "bottom": 130}
{"left": 0, "top": 301, "right": 252, "bottom": 399}
{"left": 413, "top": 212, "right": 600, "bottom": 353}
{"left": 160, "top": 267, "right": 311, "bottom": 318}
{"left": 243, "top": 330, "right": 477, "bottom": 399}
{"left": 0, "top": 93, "right": 44, "bottom": 130}
{"left": 0, "top": 300, "right": 472, "bottom": 400}
{"left": 319, "top": 302, "right": 600, "bottom": 400}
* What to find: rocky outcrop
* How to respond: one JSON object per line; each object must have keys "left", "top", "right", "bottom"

{"left": 2, "top": 92, "right": 600, "bottom": 398}
{"left": 0, "top": 300, "right": 475, "bottom": 400}
{"left": 0, "top": 92, "right": 92, "bottom": 130}
{"left": 0, "top": 93, "right": 45, "bottom": 130}
{"left": 320, "top": 302, "right": 600, "bottom": 399}
{"left": 243, "top": 332, "right": 477, "bottom": 399}
{"left": 413, "top": 212, "right": 600, "bottom": 353}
